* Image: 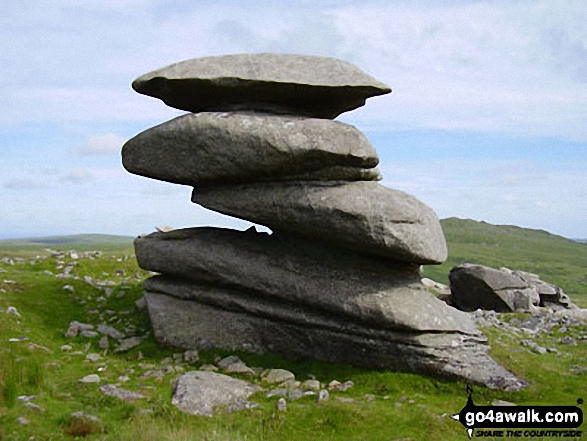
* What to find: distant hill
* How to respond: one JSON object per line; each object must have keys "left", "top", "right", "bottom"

{"left": 0, "top": 234, "right": 134, "bottom": 252}
{"left": 423, "top": 218, "right": 587, "bottom": 307}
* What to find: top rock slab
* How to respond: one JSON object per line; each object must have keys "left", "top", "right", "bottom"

{"left": 132, "top": 53, "right": 391, "bottom": 119}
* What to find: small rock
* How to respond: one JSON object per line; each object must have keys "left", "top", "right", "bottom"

{"left": 97, "top": 324, "right": 125, "bottom": 340}
{"left": 63, "top": 285, "right": 75, "bottom": 293}
{"left": 17, "top": 417, "right": 29, "bottom": 425}
{"left": 364, "top": 394, "right": 376, "bottom": 401}
{"left": 262, "top": 369, "right": 295, "bottom": 384}
{"left": 225, "top": 362, "right": 255, "bottom": 375}
{"left": 70, "top": 411, "right": 102, "bottom": 424}
{"left": 24, "top": 402, "right": 44, "bottom": 412}
{"left": 302, "top": 379, "right": 321, "bottom": 390}
{"left": 118, "top": 375, "right": 130, "bottom": 382}
{"left": 135, "top": 296, "right": 147, "bottom": 310}
{"left": 86, "top": 353, "right": 101, "bottom": 362}
{"left": 199, "top": 364, "right": 219, "bottom": 372}
{"left": 558, "top": 336, "right": 577, "bottom": 345}
{"left": 114, "top": 337, "right": 143, "bottom": 353}
{"left": 79, "top": 374, "right": 101, "bottom": 383}
{"left": 492, "top": 400, "right": 516, "bottom": 406}
{"left": 328, "top": 380, "right": 341, "bottom": 390}
{"left": 317, "top": 389, "right": 329, "bottom": 403}
{"left": 17, "top": 395, "right": 36, "bottom": 402}
{"left": 183, "top": 350, "right": 199, "bottom": 363}
{"left": 80, "top": 330, "right": 99, "bottom": 338}
{"left": 217, "top": 355, "right": 243, "bottom": 369}
{"left": 100, "top": 384, "right": 145, "bottom": 401}
{"left": 6, "top": 306, "right": 21, "bottom": 317}
{"left": 65, "top": 321, "right": 94, "bottom": 338}
{"left": 225, "top": 400, "right": 260, "bottom": 412}
{"left": 521, "top": 340, "right": 547, "bottom": 354}
{"left": 99, "top": 335, "right": 109, "bottom": 350}
{"left": 277, "top": 398, "right": 287, "bottom": 411}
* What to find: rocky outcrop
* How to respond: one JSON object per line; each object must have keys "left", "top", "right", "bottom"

{"left": 124, "top": 53, "right": 524, "bottom": 389}
{"left": 449, "top": 264, "right": 577, "bottom": 313}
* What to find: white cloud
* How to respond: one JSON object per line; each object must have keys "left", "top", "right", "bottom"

{"left": 79, "top": 133, "right": 127, "bottom": 155}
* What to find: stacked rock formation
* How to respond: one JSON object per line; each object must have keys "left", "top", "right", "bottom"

{"left": 123, "top": 53, "right": 524, "bottom": 390}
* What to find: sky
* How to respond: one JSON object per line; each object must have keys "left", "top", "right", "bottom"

{"left": 1, "top": 0, "right": 586, "bottom": 239}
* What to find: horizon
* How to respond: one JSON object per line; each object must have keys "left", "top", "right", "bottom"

{"left": 2, "top": 1, "right": 586, "bottom": 239}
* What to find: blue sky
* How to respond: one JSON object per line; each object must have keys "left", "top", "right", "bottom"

{"left": 1, "top": 0, "right": 586, "bottom": 239}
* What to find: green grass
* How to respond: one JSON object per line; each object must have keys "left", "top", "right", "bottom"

{"left": 424, "top": 218, "right": 587, "bottom": 308}
{"left": 0, "top": 224, "right": 585, "bottom": 440}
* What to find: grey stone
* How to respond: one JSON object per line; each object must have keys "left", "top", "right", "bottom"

{"left": 277, "top": 398, "right": 287, "bottom": 411}
{"left": 521, "top": 340, "right": 547, "bottom": 354}
{"left": 132, "top": 53, "right": 391, "bottom": 118}
{"left": 79, "top": 374, "right": 101, "bottom": 383}
{"left": 100, "top": 384, "right": 144, "bottom": 401}
{"left": 192, "top": 181, "right": 447, "bottom": 264}
{"left": 97, "top": 324, "right": 125, "bottom": 340}
{"left": 99, "top": 335, "right": 109, "bottom": 350}
{"left": 183, "top": 350, "right": 199, "bottom": 363}
{"left": 122, "top": 112, "right": 380, "bottom": 187}
{"left": 302, "top": 380, "right": 321, "bottom": 390}
{"left": 114, "top": 337, "right": 143, "bottom": 353}
{"left": 317, "top": 390, "right": 329, "bottom": 403}
{"left": 86, "top": 353, "right": 101, "bottom": 362}
{"left": 225, "top": 362, "right": 255, "bottom": 375}
{"left": 144, "top": 291, "right": 525, "bottom": 390}
{"left": 171, "top": 371, "right": 261, "bottom": 416}
{"left": 70, "top": 412, "right": 102, "bottom": 424}
{"left": 6, "top": 306, "right": 21, "bottom": 317}
{"left": 224, "top": 400, "right": 260, "bottom": 412}
{"left": 450, "top": 264, "right": 540, "bottom": 313}
{"left": 262, "top": 369, "right": 295, "bottom": 384}
{"left": 217, "top": 355, "right": 242, "bottom": 369}
{"left": 136, "top": 228, "right": 474, "bottom": 334}
{"left": 80, "top": 330, "right": 99, "bottom": 338}
{"left": 451, "top": 265, "right": 578, "bottom": 313}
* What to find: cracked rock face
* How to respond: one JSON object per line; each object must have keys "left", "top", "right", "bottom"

{"left": 124, "top": 52, "right": 525, "bottom": 390}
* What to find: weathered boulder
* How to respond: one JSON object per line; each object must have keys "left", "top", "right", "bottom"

{"left": 122, "top": 112, "right": 380, "bottom": 186}
{"left": 192, "top": 181, "right": 447, "bottom": 264}
{"left": 145, "top": 291, "right": 525, "bottom": 390}
{"left": 450, "top": 264, "right": 578, "bottom": 313}
{"left": 449, "top": 264, "right": 538, "bottom": 312}
{"left": 132, "top": 53, "right": 391, "bottom": 118}
{"left": 135, "top": 227, "right": 472, "bottom": 334}
{"left": 171, "top": 371, "right": 261, "bottom": 416}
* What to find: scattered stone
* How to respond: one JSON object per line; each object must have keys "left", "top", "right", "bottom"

{"left": 16, "top": 417, "right": 29, "bottom": 425}
{"left": 135, "top": 296, "right": 147, "bottom": 310}
{"left": 225, "top": 362, "right": 255, "bottom": 375}
{"left": 171, "top": 371, "right": 261, "bottom": 416}
{"left": 277, "top": 398, "right": 287, "bottom": 412}
{"left": 80, "top": 330, "right": 99, "bottom": 338}
{"left": 262, "top": 369, "right": 295, "bottom": 384}
{"left": 521, "top": 340, "right": 547, "bottom": 354}
{"left": 24, "top": 402, "right": 43, "bottom": 412}
{"left": 224, "top": 400, "right": 260, "bottom": 412}
{"left": 331, "top": 380, "right": 354, "bottom": 392}
{"left": 97, "top": 324, "right": 125, "bottom": 340}
{"left": 6, "top": 306, "right": 21, "bottom": 317}
{"left": 100, "top": 384, "right": 145, "bottom": 401}
{"left": 317, "top": 389, "right": 329, "bottom": 403}
{"left": 79, "top": 374, "right": 101, "bottom": 383}
{"left": 99, "top": 336, "right": 109, "bottom": 350}
{"left": 86, "top": 353, "right": 101, "bottom": 362}
{"left": 492, "top": 400, "right": 516, "bottom": 406}
{"left": 217, "top": 355, "right": 243, "bottom": 369}
{"left": 118, "top": 375, "right": 130, "bottom": 383}
{"left": 364, "top": 394, "right": 376, "bottom": 401}
{"left": 114, "top": 337, "right": 143, "bottom": 353}
{"left": 199, "top": 364, "right": 219, "bottom": 372}
{"left": 183, "top": 350, "right": 199, "bottom": 363}
{"left": 70, "top": 411, "right": 102, "bottom": 425}
{"left": 17, "top": 395, "right": 36, "bottom": 402}
{"left": 558, "top": 336, "right": 577, "bottom": 345}
{"left": 63, "top": 285, "right": 75, "bottom": 293}
{"left": 328, "top": 380, "right": 341, "bottom": 390}
{"left": 302, "top": 379, "right": 321, "bottom": 390}
{"left": 65, "top": 321, "right": 94, "bottom": 338}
